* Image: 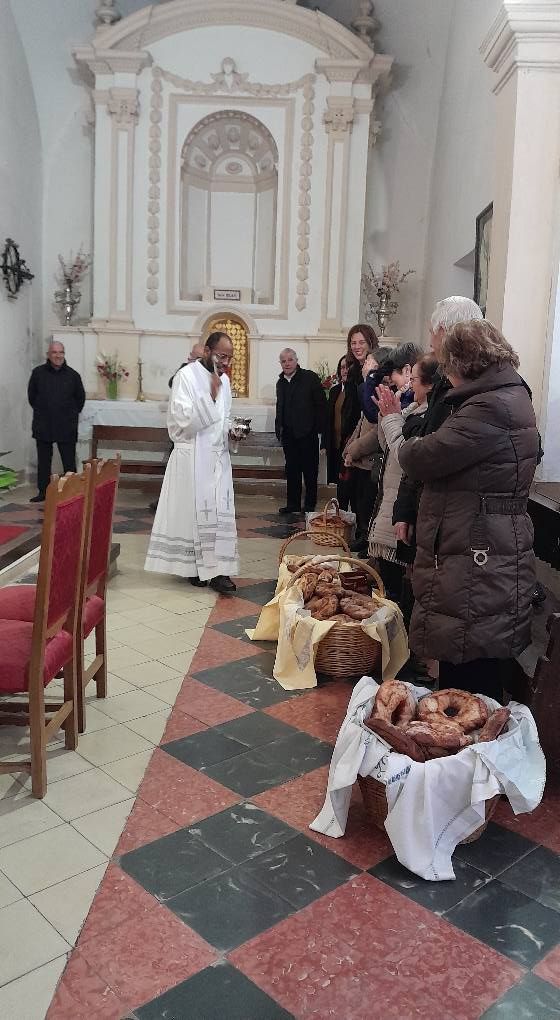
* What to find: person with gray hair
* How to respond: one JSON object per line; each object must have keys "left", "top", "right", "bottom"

{"left": 275, "top": 348, "right": 327, "bottom": 514}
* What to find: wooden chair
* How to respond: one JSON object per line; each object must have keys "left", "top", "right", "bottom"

{"left": 77, "top": 457, "right": 121, "bottom": 732}
{"left": 530, "top": 613, "right": 560, "bottom": 776}
{"left": 0, "top": 469, "right": 90, "bottom": 797}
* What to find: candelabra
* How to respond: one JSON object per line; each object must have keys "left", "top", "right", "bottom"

{"left": 136, "top": 358, "right": 146, "bottom": 402}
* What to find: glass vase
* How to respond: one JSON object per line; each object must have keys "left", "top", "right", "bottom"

{"left": 106, "top": 378, "right": 118, "bottom": 400}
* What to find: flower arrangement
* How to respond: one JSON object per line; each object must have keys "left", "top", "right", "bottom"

{"left": 57, "top": 247, "right": 92, "bottom": 285}
{"left": 96, "top": 352, "right": 129, "bottom": 383}
{"left": 315, "top": 360, "right": 338, "bottom": 391}
{"left": 362, "top": 260, "right": 415, "bottom": 336}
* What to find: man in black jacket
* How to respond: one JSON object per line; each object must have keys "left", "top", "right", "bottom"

{"left": 27, "top": 341, "right": 86, "bottom": 502}
{"left": 275, "top": 349, "right": 327, "bottom": 514}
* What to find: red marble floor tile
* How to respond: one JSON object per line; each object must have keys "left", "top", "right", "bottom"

{"left": 138, "top": 747, "right": 241, "bottom": 826}
{"left": 77, "top": 897, "right": 216, "bottom": 1008}
{"left": 207, "top": 595, "right": 262, "bottom": 625}
{"left": 162, "top": 707, "right": 208, "bottom": 743}
{"left": 231, "top": 874, "right": 523, "bottom": 1020}
{"left": 493, "top": 777, "right": 560, "bottom": 853}
{"left": 79, "top": 864, "right": 158, "bottom": 944}
{"left": 254, "top": 768, "right": 390, "bottom": 870}
{"left": 265, "top": 683, "right": 353, "bottom": 744}
{"left": 189, "top": 629, "right": 261, "bottom": 672}
{"left": 47, "top": 954, "right": 129, "bottom": 1020}
{"left": 115, "top": 798, "right": 182, "bottom": 856}
{"left": 534, "top": 945, "right": 560, "bottom": 988}
{"left": 174, "top": 677, "right": 254, "bottom": 726}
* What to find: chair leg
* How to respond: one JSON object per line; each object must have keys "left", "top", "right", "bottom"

{"left": 76, "top": 642, "right": 86, "bottom": 735}
{"left": 28, "top": 674, "right": 47, "bottom": 799}
{"left": 62, "top": 660, "right": 78, "bottom": 751}
{"left": 95, "top": 618, "right": 107, "bottom": 699}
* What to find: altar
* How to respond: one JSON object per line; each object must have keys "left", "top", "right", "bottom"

{"left": 65, "top": 0, "right": 393, "bottom": 406}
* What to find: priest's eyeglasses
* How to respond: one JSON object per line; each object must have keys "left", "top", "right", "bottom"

{"left": 214, "top": 353, "right": 234, "bottom": 365}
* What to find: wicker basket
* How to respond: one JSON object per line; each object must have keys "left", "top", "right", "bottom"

{"left": 358, "top": 774, "right": 500, "bottom": 844}
{"left": 290, "top": 555, "right": 386, "bottom": 681}
{"left": 277, "top": 529, "right": 350, "bottom": 570}
{"left": 308, "top": 498, "right": 354, "bottom": 549}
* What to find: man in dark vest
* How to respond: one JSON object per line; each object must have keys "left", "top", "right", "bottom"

{"left": 275, "top": 348, "right": 327, "bottom": 515}
{"left": 27, "top": 341, "right": 85, "bottom": 503}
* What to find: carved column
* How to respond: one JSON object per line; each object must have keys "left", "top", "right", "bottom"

{"left": 319, "top": 96, "right": 356, "bottom": 335}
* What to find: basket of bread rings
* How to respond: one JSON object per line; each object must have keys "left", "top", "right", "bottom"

{"left": 306, "top": 497, "right": 355, "bottom": 549}
{"left": 310, "top": 676, "right": 545, "bottom": 880}
{"left": 278, "top": 555, "right": 408, "bottom": 684}
{"left": 360, "top": 681, "right": 525, "bottom": 841}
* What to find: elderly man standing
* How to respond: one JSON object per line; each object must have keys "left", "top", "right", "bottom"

{"left": 145, "top": 332, "right": 239, "bottom": 595}
{"left": 27, "top": 341, "right": 85, "bottom": 503}
{"left": 275, "top": 348, "right": 327, "bottom": 515}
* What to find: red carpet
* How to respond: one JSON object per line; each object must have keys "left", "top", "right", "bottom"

{"left": 0, "top": 524, "right": 28, "bottom": 547}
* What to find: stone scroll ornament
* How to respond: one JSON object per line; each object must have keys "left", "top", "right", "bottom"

{"left": 146, "top": 60, "right": 315, "bottom": 311}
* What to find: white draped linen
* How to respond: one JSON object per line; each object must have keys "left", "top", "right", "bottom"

{"left": 145, "top": 361, "right": 239, "bottom": 581}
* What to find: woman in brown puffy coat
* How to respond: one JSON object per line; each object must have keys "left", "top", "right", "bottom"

{"left": 379, "top": 320, "right": 539, "bottom": 701}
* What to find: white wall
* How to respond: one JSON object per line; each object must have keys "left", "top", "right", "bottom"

{"left": 0, "top": 0, "right": 42, "bottom": 472}
{"left": 422, "top": 0, "right": 501, "bottom": 327}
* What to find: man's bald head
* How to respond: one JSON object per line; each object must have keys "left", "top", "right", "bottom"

{"left": 188, "top": 342, "right": 205, "bottom": 363}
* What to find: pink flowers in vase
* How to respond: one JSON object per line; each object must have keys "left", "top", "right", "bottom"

{"left": 96, "top": 352, "right": 129, "bottom": 383}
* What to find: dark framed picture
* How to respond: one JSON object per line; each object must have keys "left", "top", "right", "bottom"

{"left": 474, "top": 202, "right": 493, "bottom": 316}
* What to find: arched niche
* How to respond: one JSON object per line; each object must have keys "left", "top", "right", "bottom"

{"left": 180, "top": 110, "right": 278, "bottom": 305}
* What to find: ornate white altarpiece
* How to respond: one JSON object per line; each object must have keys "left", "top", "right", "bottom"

{"left": 65, "top": 0, "right": 392, "bottom": 411}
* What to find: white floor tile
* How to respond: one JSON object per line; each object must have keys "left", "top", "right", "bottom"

{"left": 0, "top": 797, "right": 63, "bottom": 849}
{"left": 106, "top": 611, "right": 137, "bottom": 632}
{"left": 158, "top": 649, "right": 196, "bottom": 674}
{"left": 95, "top": 688, "right": 170, "bottom": 724}
{"left": 0, "top": 901, "right": 68, "bottom": 986}
{"left": 81, "top": 705, "right": 119, "bottom": 733}
{"left": 0, "top": 773, "right": 24, "bottom": 801}
{"left": 0, "top": 869, "right": 23, "bottom": 908}
{"left": 110, "top": 623, "right": 158, "bottom": 649}
{"left": 119, "top": 604, "right": 173, "bottom": 624}
{"left": 143, "top": 676, "right": 184, "bottom": 706}
{"left": 118, "top": 630, "right": 202, "bottom": 659}
{"left": 144, "top": 613, "right": 208, "bottom": 636}
{"left": 105, "top": 593, "right": 146, "bottom": 613}
{"left": 102, "top": 749, "right": 154, "bottom": 793}
{"left": 72, "top": 798, "right": 134, "bottom": 856}
{"left": 18, "top": 749, "right": 93, "bottom": 790}
{"left": 76, "top": 725, "right": 153, "bottom": 766}
{"left": 86, "top": 673, "right": 134, "bottom": 700}
{"left": 105, "top": 646, "right": 153, "bottom": 670}
{"left": 109, "top": 660, "right": 182, "bottom": 688}
{"left": 42, "top": 769, "right": 132, "bottom": 823}
{"left": 30, "top": 863, "right": 108, "bottom": 945}
{"left": 145, "top": 594, "right": 211, "bottom": 615}
{"left": 0, "top": 825, "right": 106, "bottom": 896}
{"left": 125, "top": 709, "right": 170, "bottom": 744}
{"left": 0, "top": 955, "right": 67, "bottom": 1020}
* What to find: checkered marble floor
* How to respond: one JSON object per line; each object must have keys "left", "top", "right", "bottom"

{"left": 0, "top": 491, "right": 559, "bottom": 1018}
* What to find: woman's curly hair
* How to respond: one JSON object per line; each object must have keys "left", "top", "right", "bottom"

{"left": 440, "top": 319, "right": 520, "bottom": 380}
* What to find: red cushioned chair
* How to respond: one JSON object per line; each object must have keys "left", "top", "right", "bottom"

{"left": 0, "top": 468, "right": 90, "bottom": 798}
{"left": 76, "top": 456, "right": 120, "bottom": 732}
{"left": 0, "top": 458, "right": 120, "bottom": 735}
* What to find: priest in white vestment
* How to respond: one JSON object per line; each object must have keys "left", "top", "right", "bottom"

{"left": 145, "top": 332, "right": 239, "bottom": 595}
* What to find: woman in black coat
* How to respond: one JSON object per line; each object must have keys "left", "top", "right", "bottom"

{"left": 325, "top": 356, "right": 360, "bottom": 509}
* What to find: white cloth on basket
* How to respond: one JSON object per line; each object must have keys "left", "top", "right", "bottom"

{"left": 310, "top": 677, "right": 546, "bottom": 881}
{"left": 145, "top": 361, "right": 239, "bottom": 582}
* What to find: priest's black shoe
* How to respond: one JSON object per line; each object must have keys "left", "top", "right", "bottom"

{"left": 209, "top": 575, "right": 237, "bottom": 595}
{"left": 29, "top": 493, "right": 45, "bottom": 504}
{"left": 189, "top": 577, "right": 208, "bottom": 588}
{"left": 279, "top": 506, "right": 300, "bottom": 515}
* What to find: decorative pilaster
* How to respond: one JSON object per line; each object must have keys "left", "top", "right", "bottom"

{"left": 104, "top": 87, "right": 139, "bottom": 323}
{"left": 352, "top": 1, "right": 379, "bottom": 50}
{"left": 481, "top": 1, "right": 560, "bottom": 420}
{"left": 319, "top": 96, "right": 355, "bottom": 334}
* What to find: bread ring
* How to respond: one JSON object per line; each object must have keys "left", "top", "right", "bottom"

{"left": 365, "top": 717, "right": 426, "bottom": 763}
{"left": 309, "top": 594, "right": 338, "bottom": 620}
{"left": 340, "top": 591, "right": 372, "bottom": 606}
{"left": 342, "top": 603, "right": 373, "bottom": 621}
{"left": 330, "top": 613, "right": 360, "bottom": 624}
{"left": 295, "top": 572, "right": 317, "bottom": 603}
{"left": 406, "top": 719, "right": 473, "bottom": 751}
{"left": 372, "top": 680, "right": 416, "bottom": 728}
{"left": 477, "top": 707, "right": 510, "bottom": 742}
{"left": 417, "top": 689, "right": 488, "bottom": 733}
